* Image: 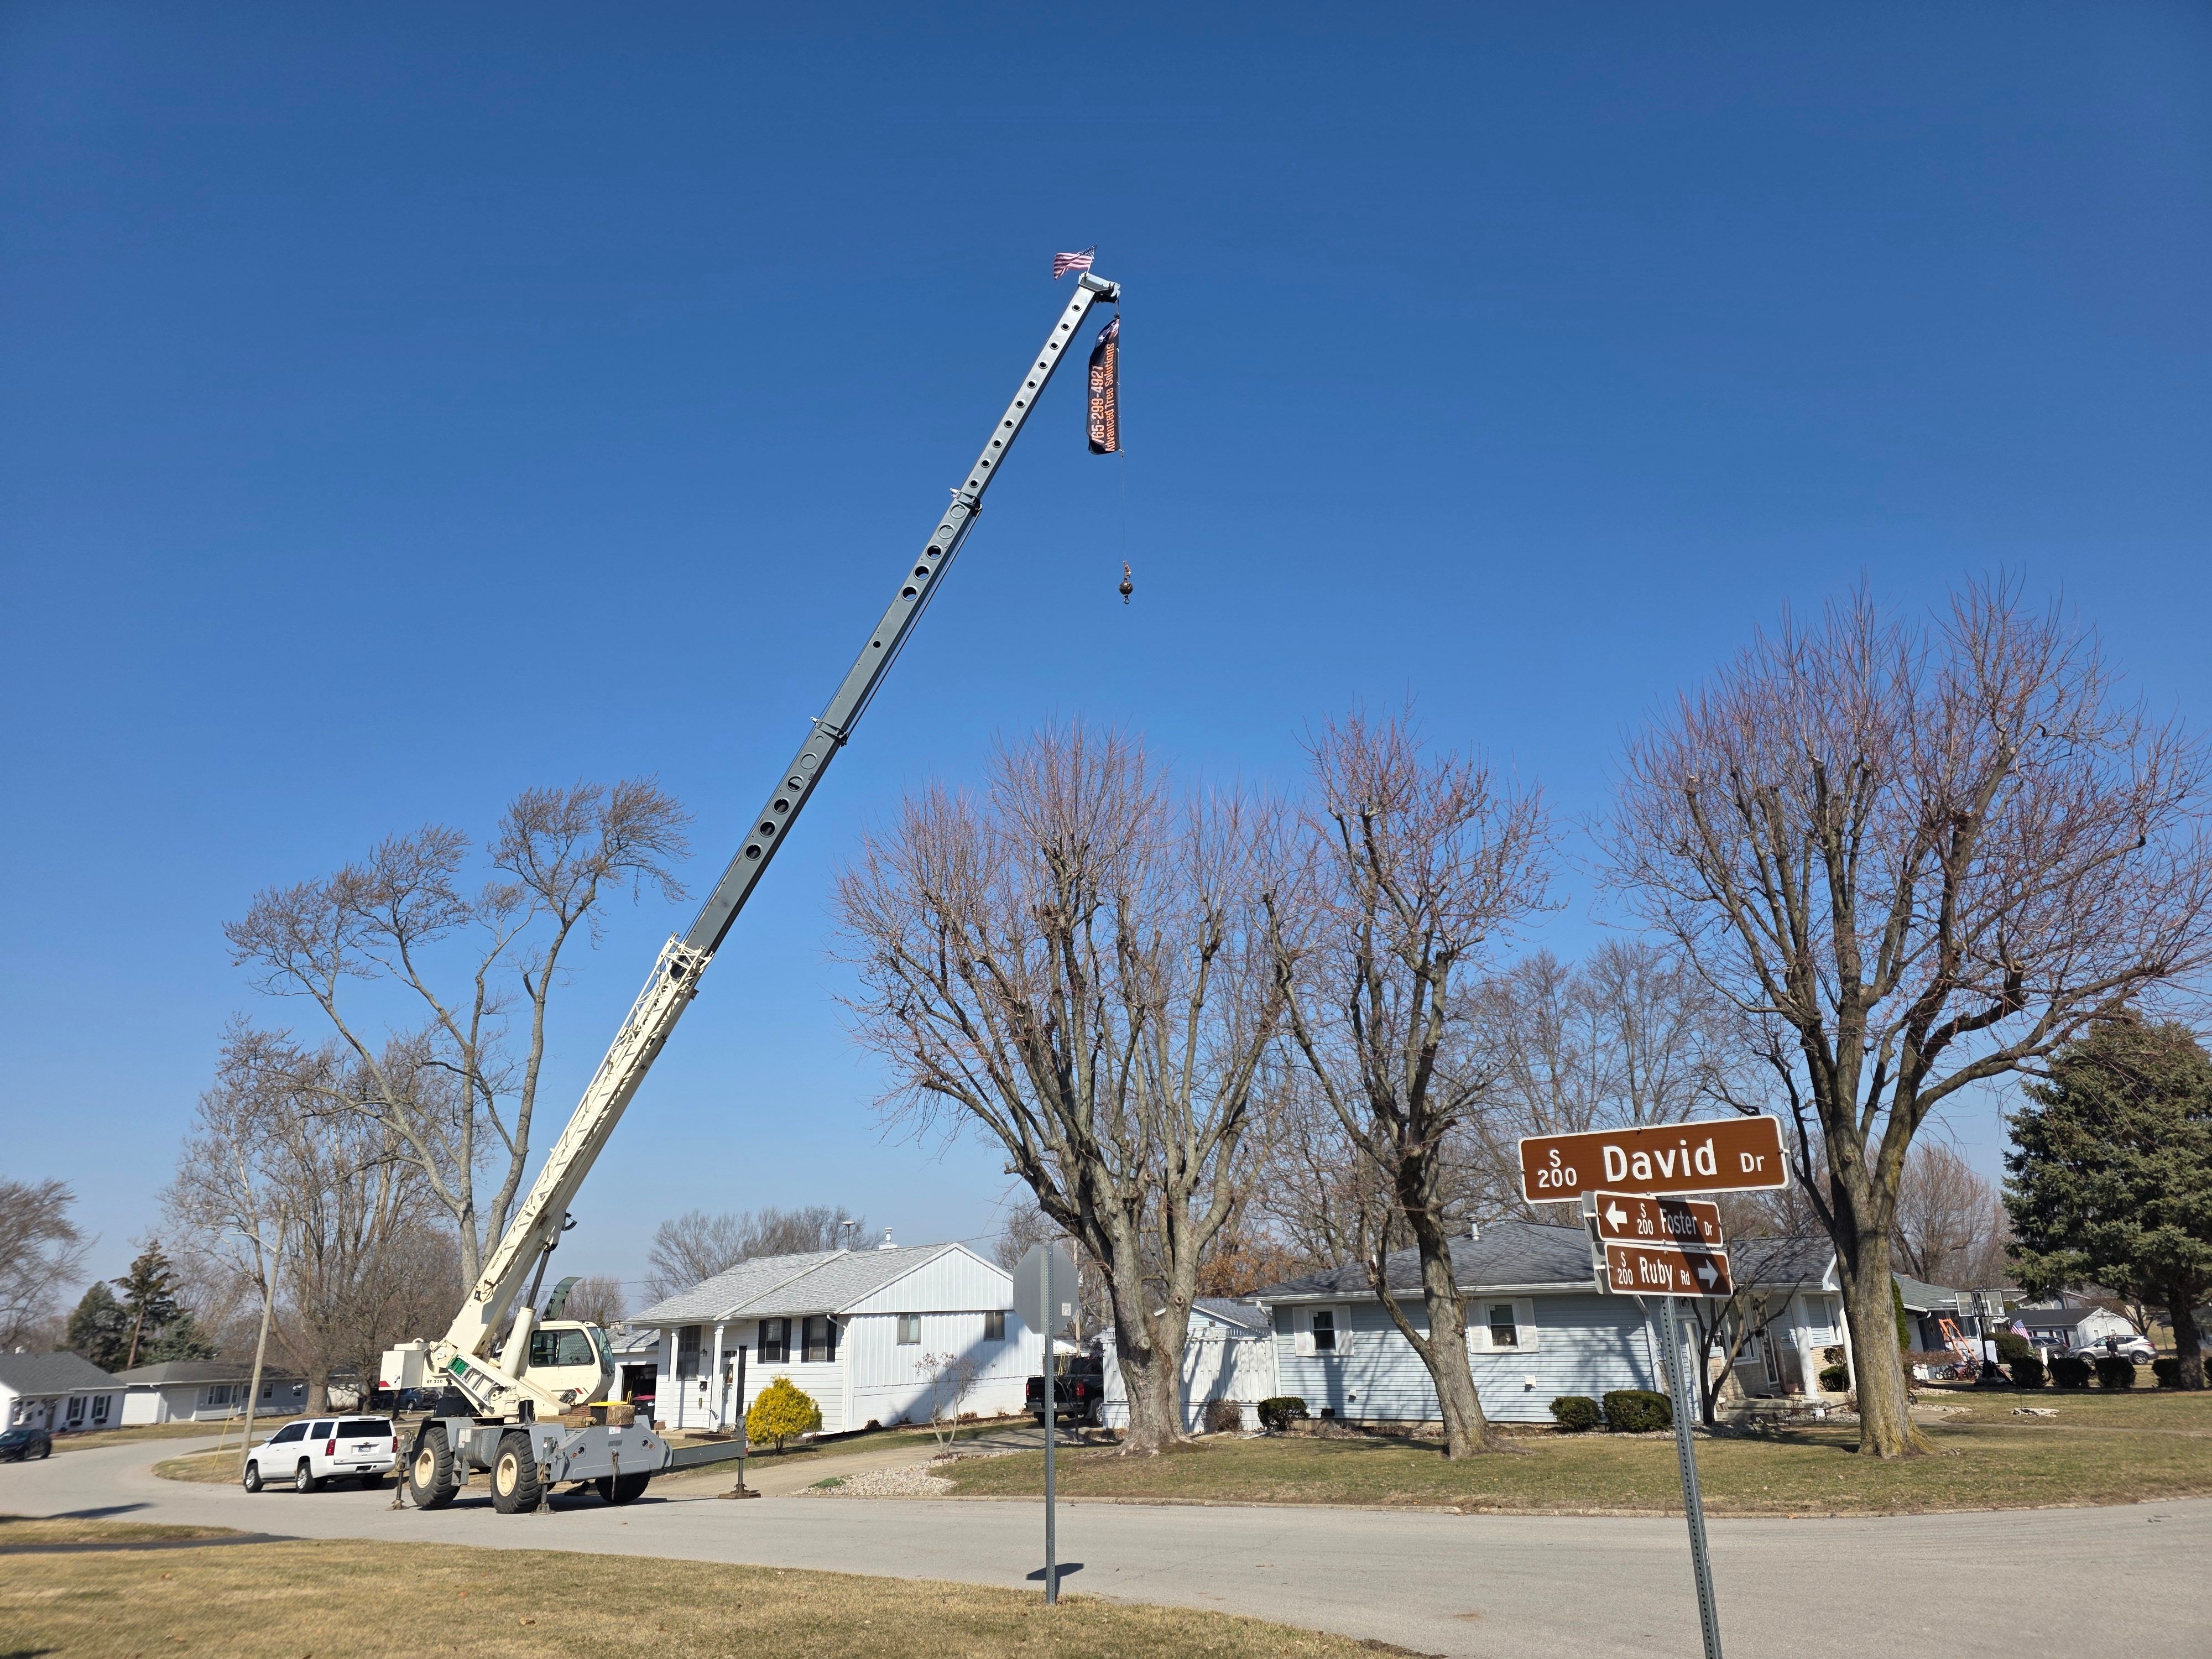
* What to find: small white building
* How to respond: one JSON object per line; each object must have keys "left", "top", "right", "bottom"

{"left": 628, "top": 1237, "right": 1040, "bottom": 1436}
{"left": 2011, "top": 1304, "right": 2141, "bottom": 1354}
{"left": 114, "top": 1361, "right": 309, "bottom": 1425}
{"left": 1100, "top": 1298, "right": 1277, "bottom": 1432}
{"left": 1, "top": 1351, "right": 125, "bottom": 1434}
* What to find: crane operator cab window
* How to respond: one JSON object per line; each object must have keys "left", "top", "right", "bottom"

{"left": 530, "top": 1327, "right": 600, "bottom": 1369}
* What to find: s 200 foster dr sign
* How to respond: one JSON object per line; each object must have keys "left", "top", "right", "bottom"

{"left": 1519, "top": 1114, "right": 1788, "bottom": 1203}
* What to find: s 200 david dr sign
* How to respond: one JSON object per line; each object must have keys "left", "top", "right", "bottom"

{"left": 1519, "top": 1115, "right": 1788, "bottom": 1203}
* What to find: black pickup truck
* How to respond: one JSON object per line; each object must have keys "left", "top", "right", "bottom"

{"left": 1025, "top": 1358, "right": 1105, "bottom": 1426}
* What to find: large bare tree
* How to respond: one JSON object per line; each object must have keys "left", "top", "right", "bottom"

{"left": 0, "top": 1178, "right": 90, "bottom": 1351}
{"left": 641, "top": 1204, "right": 865, "bottom": 1303}
{"left": 1271, "top": 711, "right": 1553, "bottom": 1458}
{"left": 837, "top": 725, "right": 1291, "bottom": 1454}
{"left": 1890, "top": 1140, "right": 2011, "bottom": 1290}
{"left": 224, "top": 780, "right": 688, "bottom": 1286}
{"left": 1608, "top": 581, "right": 2212, "bottom": 1457}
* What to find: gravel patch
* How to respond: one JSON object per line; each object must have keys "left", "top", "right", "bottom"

{"left": 797, "top": 1465, "right": 956, "bottom": 1498}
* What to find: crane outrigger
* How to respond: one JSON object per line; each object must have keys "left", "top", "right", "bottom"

{"left": 380, "top": 268, "right": 1121, "bottom": 1513}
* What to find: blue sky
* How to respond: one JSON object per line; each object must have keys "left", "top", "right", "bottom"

{"left": 5, "top": 3, "right": 2208, "bottom": 1300}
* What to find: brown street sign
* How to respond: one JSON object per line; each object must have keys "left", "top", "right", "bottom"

{"left": 1602, "top": 1241, "right": 1735, "bottom": 1298}
{"left": 1592, "top": 1191, "right": 1724, "bottom": 1250}
{"left": 1520, "top": 1114, "right": 1787, "bottom": 1202}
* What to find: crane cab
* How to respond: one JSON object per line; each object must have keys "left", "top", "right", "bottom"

{"left": 520, "top": 1322, "right": 613, "bottom": 1409}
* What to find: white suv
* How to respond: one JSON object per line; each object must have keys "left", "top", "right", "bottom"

{"left": 243, "top": 1417, "right": 398, "bottom": 1493}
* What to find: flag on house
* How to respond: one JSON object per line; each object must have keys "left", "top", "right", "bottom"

{"left": 1086, "top": 315, "right": 1119, "bottom": 455}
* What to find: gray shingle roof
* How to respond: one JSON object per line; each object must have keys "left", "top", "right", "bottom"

{"left": 0, "top": 1351, "right": 121, "bottom": 1394}
{"left": 1255, "top": 1221, "right": 1838, "bottom": 1302}
{"left": 112, "top": 1360, "right": 304, "bottom": 1386}
{"left": 628, "top": 1244, "right": 977, "bottom": 1326}
{"left": 1194, "top": 1298, "right": 1271, "bottom": 1334}
{"left": 2011, "top": 1306, "right": 2107, "bottom": 1330}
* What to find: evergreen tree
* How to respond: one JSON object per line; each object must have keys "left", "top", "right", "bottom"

{"left": 111, "top": 1240, "right": 186, "bottom": 1370}
{"left": 145, "top": 1309, "right": 220, "bottom": 1364}
{"left": 2007, "top": 1019, "right": 2212, "bottom": 1390}
{"left": 65, "top": 1281, "right": 131, "bottom": 1371}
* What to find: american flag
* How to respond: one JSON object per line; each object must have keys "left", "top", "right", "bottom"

{"left": 1052, "top": 247, "right": 1096, "bottom": 279}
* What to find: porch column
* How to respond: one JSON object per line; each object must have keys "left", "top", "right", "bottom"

{"left": 709, "top": 1323, "right": 726, "bottom": 1430}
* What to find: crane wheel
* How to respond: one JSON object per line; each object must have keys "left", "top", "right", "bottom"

{"left": 491, "top": 1430, "right": 544, "bottom": 1515}
{"left": 595, "top": 1472, "right": 651, "bottom": 1505}
{"left": 408, "top": 1423, "right": 460, "bottom": 1511}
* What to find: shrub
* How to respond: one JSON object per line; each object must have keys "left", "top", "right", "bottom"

{"left": 1257, "top": 1396, "right": 1309, "bottom": 1433}
{"left": 745, "top": 1376, "right": 821, "bottom": 1452}
{"left": 2094, "top": 1355, "right": 2137, "bottom": 1391}
{"left": 2011, "top": 1355, "right": 2046, "bottom": 1389}
{"left": 1991, "top": 1329, "right": 2035, "bottom": 1367}
{"left": 1603, "top": 1390, "right": 1672, "bottom": 1433}
{"left": 1549, "top": 1396, "right": 1602, "bottom": 1433}
{"left": 1817, "top": 1363, "right": 1850, "bottom": 1393}
{"left": 2049, "top": 1355, "right": 2093, "bottom": 1389}
{"left": 2152, "top": 1357, "right": 2183, "bottom": 1389}
{"left": 1202, "top": 1397, "right": 1244, "bottom": 1434}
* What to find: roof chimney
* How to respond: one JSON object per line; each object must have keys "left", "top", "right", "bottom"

{"left": 1468, "top": 1220, "right": 1481, "bottom": 1241}
{"left": 877, "top": 1228, "right": 896, "bottom": 1251}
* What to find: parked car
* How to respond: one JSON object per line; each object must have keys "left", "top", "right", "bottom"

{"left": 2072, "top": 1335, "right": 2156, "bottom": 1365}
{"left": 0, "top": 1426, "right": 53, "bottom": 1462}
{"left": 1026, "top": 1358, "right": 1105, "bottom": 1426}
{"left": 243, "top": 1416, "right": 398, "bottom": 1493}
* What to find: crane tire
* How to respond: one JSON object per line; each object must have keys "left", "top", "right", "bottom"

{"left": 595, "top": 1472, "right": 651, "bottom": 1505}
{"left": 408, "top": 1423, "right": 460, "bottom": 1511}
{"left": 491, "top": 1430, "right": 544, "bottom": 1515}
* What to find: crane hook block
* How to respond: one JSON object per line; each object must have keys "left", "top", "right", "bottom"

{"left": 1119, "top": 562, "right": 1133, "bottom": 604}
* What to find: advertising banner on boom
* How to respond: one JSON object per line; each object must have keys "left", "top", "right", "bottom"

{"left": 1520, "top": 1115, "right": 1788, "bottom": 1203}
{"left": 1086, "top": 316, "right": 1119, "bottom": 453}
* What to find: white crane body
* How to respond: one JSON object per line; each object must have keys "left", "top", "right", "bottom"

{"left": 380, "top": 270, "right": 1120, "bottom": 1512}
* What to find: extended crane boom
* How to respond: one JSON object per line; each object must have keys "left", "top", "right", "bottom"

{"left": 382, "top": 272, "right": 1119, "bottom": 1514}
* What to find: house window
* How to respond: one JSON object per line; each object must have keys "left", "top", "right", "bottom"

{"left": 896, "top": 1313, "right": 921, "bottom": 1346}
{"left": 91, "top": 1395, "right": 109, "bottom": 1425}
{"left": 1487, "top": 1305, "right": 1519, "bottom": 1349}
{"left": 803, "top": 1316, "right": 838, "bottom": 1364}
{"left": 760, "top": 1318, "right": 790, "bottom": 1363}
{"left": 67, "top": 1396, "right": 86, "bottom": 1426}
{"left": 676, "top": 1325, "right": 703, "bottom": 1379}
{"left": 983, "top": 1311, "right": 1006, "bottom": 1342}
{"left": 1311, "top": 1310, "right": 1336, "bottom": 1353}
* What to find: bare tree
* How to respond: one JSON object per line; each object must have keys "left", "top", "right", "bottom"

{"left": 1271, "top": 710, "right": 1554, "bottom": 1458}
{"left": 920, "top": 1350, "right": 981, "bottom": 1446}
{"left": 554, "top": 1274, "right": 628, "bottom": 1328}
{"left": 0, "top": 1178, "right": 90, "bottom": 1352}
{"left": 1608, "top": 581, "right": 2212, "bottom": 1457}
{"left": 1674, "top": 1234, "right": 1824, "bottom": 1425}
{"left": 837, "top": 724, "right": 1292, "bottom": 1454}
{"left": 223, "top": 780, "right": 688, "bottom": 1287}
{"left": 1891, "top": 1140, "right": 2010, "bottom": 1289}
{"left": 642, "top": 1204, "right": 865, "bottom": 1302}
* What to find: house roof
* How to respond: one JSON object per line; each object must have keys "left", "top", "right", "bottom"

{"left": 629, "top": 1243, "right": 981, "bottom": 1326}
{"left": 1255, "top": 1222, "right": 1839, "bottom": 1304}
{"left": 0, "top": 1351, "right": 121, "bottom": 1394}
{"left": 112, "top": 1360, "right": 303, "bottom": 1387}
{"left": 1894, "top": 1274, "right": 1973, "bottom": 1313}
{"left": 1194, "top": 1298, "right": 1271, "bottom": 1335}
{"left": 2011, "top": 1306, "right": 2114, "bottom": 1330}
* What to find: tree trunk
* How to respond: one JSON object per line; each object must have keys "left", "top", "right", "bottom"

{"left": 305, "top": 1375, "right": 328, "bottom": 1415}
{"left": 1837, "top": 1230, "right": 1925, "bottom": 1457}
{"left": 1405, "top": 1218, "right": 1494, "bottom": 1458}
{"left": 2169, "top": 1297, "right": 2205, "bottom": 1391}
{"left": 1115, "top": 1333, "right": 1186, "bottom": 1454}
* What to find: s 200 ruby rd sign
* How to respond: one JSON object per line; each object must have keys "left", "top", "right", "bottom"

{"left": 1519, "top": 1114, "right": 1788, "bottom": 1203}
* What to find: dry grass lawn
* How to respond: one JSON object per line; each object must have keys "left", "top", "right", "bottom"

{"left": 49, "top": 1419, "right": 295, "bottom": 1454}
{"left": 946, "top": 1386, "right": 2212, "bottom": 1516}
{"left": 0, "top": 1526, "right": 1378, "bottom": 1658}
{"left": 0, "top": 1514, "right": 240, "bottom": 1545}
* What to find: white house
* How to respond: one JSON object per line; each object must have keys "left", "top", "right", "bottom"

{"left": 628, "top": 1236, "right": 1040, "bottom": 1435}
{"left": 1, "top": 1351, "right": 125, "bottom": 1434}
{"left": 1100, "top": 1298, "right": 1277, "bottom": 1432}
{"left": 2011, "top": 1303, "right": 2140, "bottom": 1354}
{"left": 114, "top": 1360, "right": 309, "bottom": 1426}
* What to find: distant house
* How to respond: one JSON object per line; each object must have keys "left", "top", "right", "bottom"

{"left": 1252, "top": 1220, "right": 1860, "bottom": 1426}
{"left": 627, "top": 1235, "right": 1040, "bottom": 1435}
{"left": 2010, "top": 1304, "right": 2139, "bottom": 1353}
{"left": 0, "top": 1352, "right": 125, "bottom": 1434}
{"left": 114, "top": 1361, "right": 308, "bottom": 1426}
{"left": 1099, "top": 1297, "right": 1277, "bottom": 1432}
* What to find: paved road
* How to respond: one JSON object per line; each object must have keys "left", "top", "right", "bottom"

{"left": 9, "top": 1438, "right": 2210, "bottom": 1657}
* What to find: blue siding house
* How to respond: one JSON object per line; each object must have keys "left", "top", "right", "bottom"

{"left": 1256, "top": 1219, "right": 1844, "bottom": 1425}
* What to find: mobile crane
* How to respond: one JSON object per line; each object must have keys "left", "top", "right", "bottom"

{"left": 379, "top": 268, "right": 1121, "bottom": 1514}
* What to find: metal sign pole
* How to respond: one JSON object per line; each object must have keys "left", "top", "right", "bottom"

{"left": 1042, "top": 1246, "right": 1058, "bottom": 1606}
{"left": 1660, "top": 1295, "right": 1723, "bottom": 1659}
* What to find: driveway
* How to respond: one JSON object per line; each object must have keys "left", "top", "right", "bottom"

{"left": 9, "top": 1437, "right": 2209, "bottom": 1657}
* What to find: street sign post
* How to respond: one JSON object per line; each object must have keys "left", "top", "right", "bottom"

{"left": 1519, "top": 1115, "right": 1787, "bottom": 1204}
{"left": 1601, "top": 1240, "right": 1734, "bottom": 1297}
{"left": 1014, "top": 1241, "right": 1077, "bottom": 1604}
{"left": 1658, "top": 1295, "right": 1725, "bottom": 1659}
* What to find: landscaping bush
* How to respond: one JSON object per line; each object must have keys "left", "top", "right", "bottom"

{"left": 1548, "top": 1395, "right": 1602, "bottom": 1433}
{"left": 1202, "top": 1397, "right": 1244, "bottom": 1434}
{"left": 745, "top": 1376, "right": 821, "bottom": 1452}
{"left": 1818, "top": 1363, "right": 1850, "bottom": 1392}
{"left": 2095, "top": 1355, "right": 2137, "bottom": 1390}
{"left": 1603, "top": 1390, "right": 1672, "bottom": 1433}
{"left": 2152, "top": 1357, "right": 2183, "bottom": 1389}
{"left": 1257, "top": 1396, "right": 1309, "bottom": 1433}
{"left": 2011, "top": 1354, "right": 2046, "bottom": 1389}
{"left": 2049, "top": 1355, "right": 2093, "bottom": 1389}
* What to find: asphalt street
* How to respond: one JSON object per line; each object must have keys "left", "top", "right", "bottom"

{"left": 8, "top": 1437, "right": 2209, "bottom": 1657}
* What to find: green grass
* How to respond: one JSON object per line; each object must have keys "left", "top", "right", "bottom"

{"left": 944, "top": 1387, "right": 2212, "bottom": 1516}
{"left": 0, "top": 1535, "right": 1381, "bottom": 1657}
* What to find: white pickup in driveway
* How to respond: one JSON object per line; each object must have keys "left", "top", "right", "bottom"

{"left": 242, "top": 1417, "right": 398, "bottom": 1493}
